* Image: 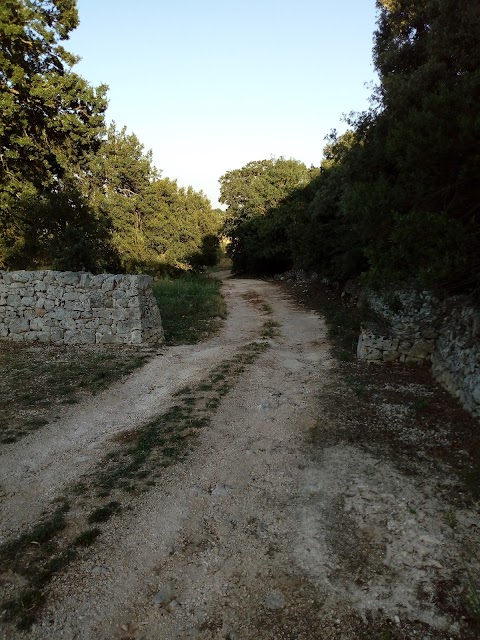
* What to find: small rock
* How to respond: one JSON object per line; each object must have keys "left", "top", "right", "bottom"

{"left": 265, "top": 591, "right": 286, "bottom": 610}
{"left": 168, "top": 599, "right": 179, "bottom": 612}
{"left": 394, "top": 615, "right": 400, "bottom": 625}
{"left": 153, "top": 582, "right": 175, "bottom": 606}
{"left": 212, "top": 483, "right": 233, "bottom": 496}
{"left": 193, "top": 485, "right": 209, "bottom": 496}
{"left": 91, "top": 565, "right": 110, "bottom": 575}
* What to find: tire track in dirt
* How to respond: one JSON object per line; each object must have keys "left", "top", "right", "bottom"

{"left": 3, "top": 278, "right": 331, "bottom": 639}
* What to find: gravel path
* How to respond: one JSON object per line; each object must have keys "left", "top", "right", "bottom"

{"left": 1, "top": 277, "right": 478, "bottom": 639}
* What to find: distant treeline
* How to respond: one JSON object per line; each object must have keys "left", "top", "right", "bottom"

{"left": 220, "top": 0, "right": 480, "bottom": 295}
{"left": 1, "top": 1, "right": 220, "bottom": 274}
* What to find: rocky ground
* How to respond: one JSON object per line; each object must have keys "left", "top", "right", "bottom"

{"left": 0, "top": 275, "right": 479, "bottom": 639}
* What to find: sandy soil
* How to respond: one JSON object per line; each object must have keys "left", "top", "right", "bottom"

{"left": 1, "top": 276, "right": 479, "bottom": 639}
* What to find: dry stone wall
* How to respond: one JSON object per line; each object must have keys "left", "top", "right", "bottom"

{"left": 0, "top": 270, "right": 164, "bottom": 346}
{"left": 357, "top": 290, "right": 480, "bottom": 419}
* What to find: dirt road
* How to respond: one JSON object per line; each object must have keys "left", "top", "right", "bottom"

{"left": 1, "top": 277, "right": 478, "bottom": 639}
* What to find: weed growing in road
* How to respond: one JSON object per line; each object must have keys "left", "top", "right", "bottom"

{"left": 446, "top": 508, "right": 457, "bottom": 529}
{"left": 261, "top": 319, "right": 281, "bottom": 339}
{"left": 88, "top": 501, "right": 121, "bottom": 523}
{"left": 74, "top": 528, "right": 101, "bottom": 547}
{"left": 409, "top": 398, "right": 429, "bottom": 416}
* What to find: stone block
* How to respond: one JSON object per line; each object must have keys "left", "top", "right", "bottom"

{"left": 49, "top": 308, "right": 66, "bottom": 320}
{"left": 85, "top": 318, "right": 101, "bottom": 329}
{"left": 30, "top": 317, "right": 45, "bottom": 331}
{"left": 79, "top": 273, "right": 92, "bottom": 288}
{"left": 55, "top": 271, "right": 80, "bottom": 286}
{"left": 64, "top": 291, "right": 83, "bottom": 302}
{"left": 49, "top": 328, "right": 64, "bottom": 343}
{"left": 113, "top": 296, "right": 128, "bottom": 308}
{"left": 96, "top": 328, "right": 123, "bottom": 344}
{"left": 43, "top": 299, "right": 55, "bottom": 312}
{"left": 111, "top": 309, "right": 130, "bottom": 321}
{"left": 405, "top": 356, "right": 423, "bottom": 365}
{"left": 46, "top": 285, "right": 62, "bottom": 298}
{"left": 357, "top": 337, "right": 383, "bottom": 360}
{"left": 130, "top": 330, "right": 143, "bottom": 344}
{"left": 64, "top": 329, "right": 95, "bottom": 344}
{"left": 10, "top": 318, "right": 29, "bottom": 333}
{"left": 64, "top": 301, "right": 85, "bottom": 312}
{"left": 383, "top": 351, "right": 400, "bottom": 362}
{"left": 399, "top": 340, "right": 413, "bottom": 354}
{"left": 101, "top": 276, "right": 118, "bottom": 292}
{"left": 10, "top": 271, "right": 31, "bottom": 283}
{"left": 472, "top": 383, "right": 480, "bottom": 406}
{"left": 60, "top": 318, "right": 78, "bottom": 331}
{"left": 7, "top": 295, "right": 21, "bottom": 306}
{"left": 89, "top": 292, "right": 104, "bottom": 307}
{"left": 117, "top": 319, "right": 141, "bottom": 335}
{"left": 34, "top": 332, "right": 51, "bottom": 343}
{"left": 409, "top": 339, "right": 435, "bottom": 359}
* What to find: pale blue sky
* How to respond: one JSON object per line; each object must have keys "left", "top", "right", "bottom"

{"left": 68, "top": 1, "right": 379, "bottom": 207}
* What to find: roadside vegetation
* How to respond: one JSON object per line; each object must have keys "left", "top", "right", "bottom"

{"left": 220, "top": 1, "right": 479, "bottom": 299}
{"left": 152, "top": 274, "right": 227, "bottom": 345}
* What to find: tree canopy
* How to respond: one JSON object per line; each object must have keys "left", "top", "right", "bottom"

{"left": 219, "top": 158, "right": 312, "bottom": 274}
{"left": 220, "top": 0, "right": 480, "bottom": 294}
{"left": 0, "top": 0, "right": 107, "bottom": 200}
{"left": 1, "top": 1, "right": 221, "bottom": 274}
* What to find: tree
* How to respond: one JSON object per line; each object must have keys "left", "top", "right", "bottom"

{"left": 364, "top": 0, "right": 480, "bottom": 288}
{"left": 219, "top": 158, "right": 310, "bottom": 273}
{"left": 0, "top": 0, "right": 107, "bottom": 199}
{"left": 79, "top": 124, "right": 221, "bottom": 273}
{"left": 0, "top": 0, "right": 109, "bottom": 269}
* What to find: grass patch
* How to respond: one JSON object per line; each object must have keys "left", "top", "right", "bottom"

{"left": 0, "top": 344, "right": 151, "bottom": 445}
{"left": 74, "top": 528, "right": 101, "bottom": 547}
{"left": 261, "top": 319, "right": 281, "bottom": 339}
{"left": 152, "top": 274, "right": 227, "bottom": 345}
{"left": 319, "top": 300, "right": 361, "bottom": 357}
{"left": 88, "top": 501, "right": 121, "bottom": 524}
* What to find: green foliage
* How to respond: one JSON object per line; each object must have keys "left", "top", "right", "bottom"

{"left": 152, "top": 275, "right": 227, "bottom": 345}
{"left": 219, "top": 157, "right": 311, "bottom": 273}
{"left": 221, "top": 1, "right": 480, "bottom": 294}
{"left": 0, "top": 0, "right": 108, "bottom": 198}
{"left": 0, "top": 3, "right": 221, "bottom": 274}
